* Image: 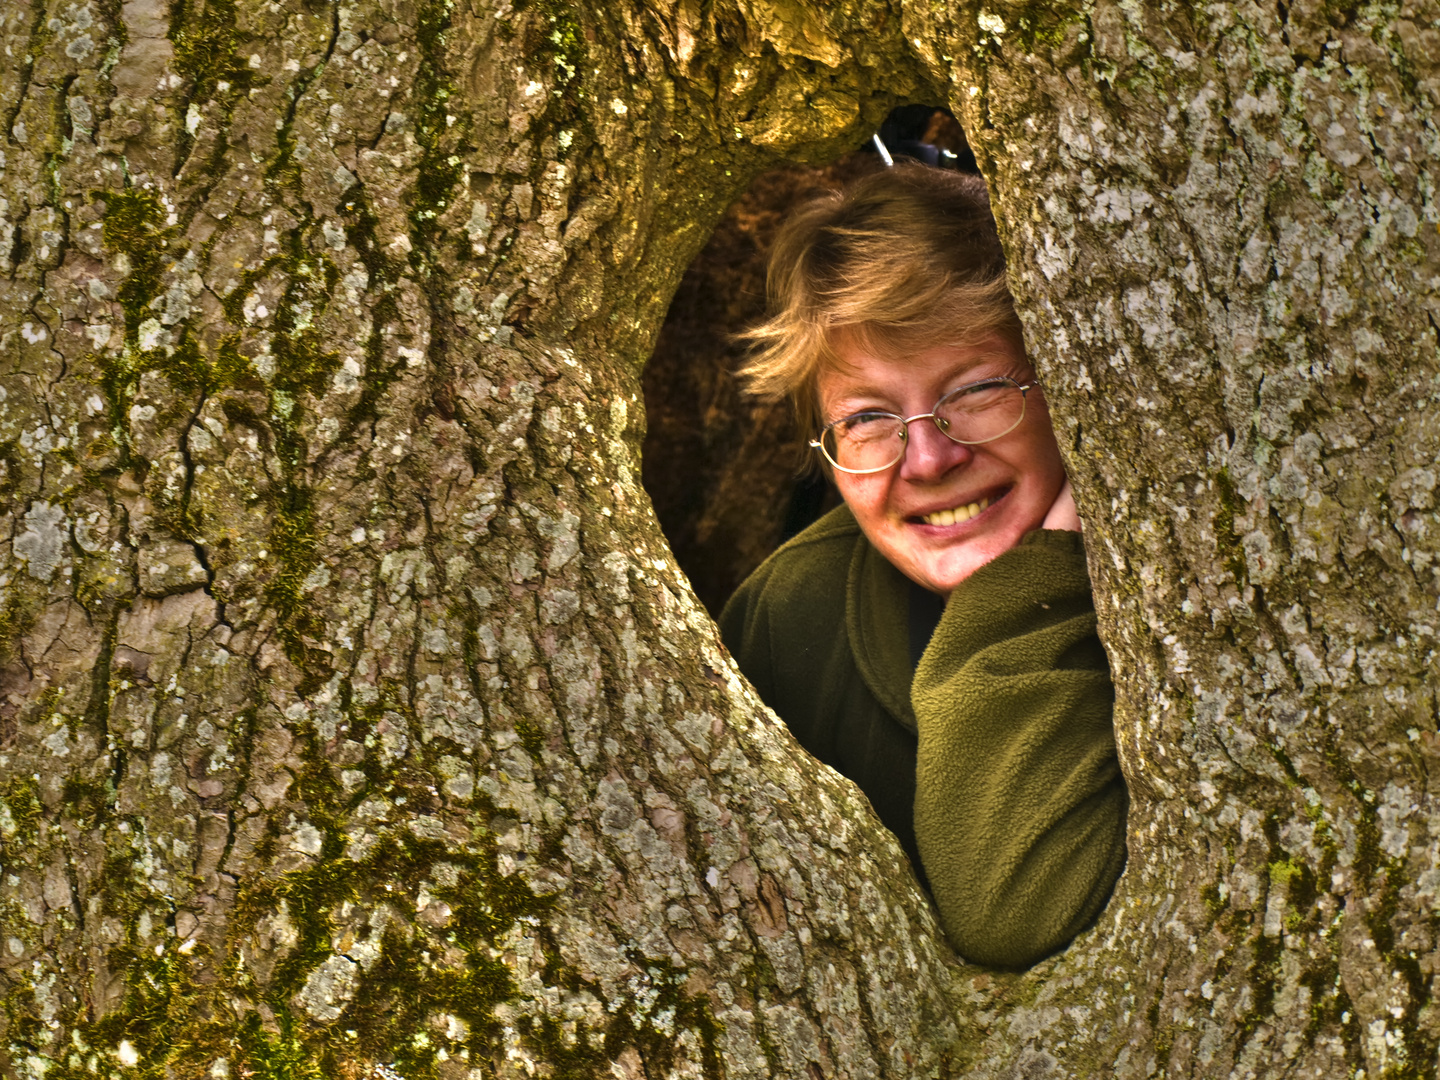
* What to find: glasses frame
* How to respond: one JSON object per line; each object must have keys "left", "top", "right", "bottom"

{"left": 810, "top": 376, "right": 1036, "bottom": 475}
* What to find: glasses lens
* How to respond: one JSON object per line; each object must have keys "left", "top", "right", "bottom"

{"left": 823, "top": 412, "right": 906, "bottom": 472}
{"left": 934, "top": 379, "right": 1026, "bottom": 445}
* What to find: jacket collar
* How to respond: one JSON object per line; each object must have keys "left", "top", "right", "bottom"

{"left": 845, "top": 531, "right": 919, "bottom": 734}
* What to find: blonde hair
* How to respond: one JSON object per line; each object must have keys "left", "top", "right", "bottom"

{"left": 740, "top": 163, "right": 1022, "bottom": 436}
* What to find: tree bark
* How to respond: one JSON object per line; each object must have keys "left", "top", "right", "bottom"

{"left": 0, "top": 1, "right": 1436, "bottom": 1079}
{"left": 945, "top": 3, "right": 1440, "bottom": 1076}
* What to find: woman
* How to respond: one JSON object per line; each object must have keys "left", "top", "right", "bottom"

{"left": 719, "top": 163, "right": 1127, "bottom": 970}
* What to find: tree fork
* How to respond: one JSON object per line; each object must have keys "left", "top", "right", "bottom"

{"left": 0, "top": 0, "right": 1437, "bottom": 1079}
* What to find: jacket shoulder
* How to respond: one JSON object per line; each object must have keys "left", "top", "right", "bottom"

{"left": 776, "top": 502, "right": 861, "bottom": 550}
{"left": 726, "top": 505, "right": 857, "bottom": 604}
{"left": 759, "top": 503, "right": 860, "bottom": 572}
{"left": 719, "top": 504, "right": 856, "bottom": 651}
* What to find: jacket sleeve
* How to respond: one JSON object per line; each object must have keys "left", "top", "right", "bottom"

{"left": 911, "top": 529, "right": 1128, "bottom": 969}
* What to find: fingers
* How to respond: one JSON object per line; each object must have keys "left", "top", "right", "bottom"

{"left": 1042, "top": 479, "right": 1082, "bottom": 532}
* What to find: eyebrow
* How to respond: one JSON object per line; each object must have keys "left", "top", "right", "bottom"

{"left": 823, "top": 359, "right": 1027, "bottom": 418}
{"left": 826, "top": 386, "right": 897, "bottom": 409}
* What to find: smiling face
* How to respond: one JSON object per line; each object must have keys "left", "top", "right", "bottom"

{"left": 816, "top": 334, "right": 1068, "bottom": 596}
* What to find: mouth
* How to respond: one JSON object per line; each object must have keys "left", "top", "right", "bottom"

{"left": 910, "top": 487, "right": 1008, "bottom": 527}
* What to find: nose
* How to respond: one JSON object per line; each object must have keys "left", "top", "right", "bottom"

{"left": 898, "top": 416, "right": 972, "bottom": 483}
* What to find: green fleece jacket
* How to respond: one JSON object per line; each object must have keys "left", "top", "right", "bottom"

{"left": 719, "top": 505, "right": 1127, "bottom": 969}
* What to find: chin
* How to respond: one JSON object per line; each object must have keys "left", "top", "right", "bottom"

{"left": 923, "top": 562, "right": 984, "bottom": 596}
{"left": 910, "top": 534, "right": 1025, "bottom": 595}
{"left": 901, "top": 554, "right": 977, "bottom": 595}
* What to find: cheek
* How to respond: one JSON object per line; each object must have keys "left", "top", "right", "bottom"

{"left": 834, "top": 475, "right": 894, "bottom": 520}
{"left": 1015, "top": 417, "right": 1065, "bottom": 478}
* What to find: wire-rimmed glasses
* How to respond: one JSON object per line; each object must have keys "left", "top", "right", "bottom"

{"left": 810, "top": 376, "right": 1036, "bottom": 475}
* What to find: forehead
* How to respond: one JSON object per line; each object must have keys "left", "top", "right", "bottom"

{"left": 817, "top": 335, "right": 1029, "bottom": 406}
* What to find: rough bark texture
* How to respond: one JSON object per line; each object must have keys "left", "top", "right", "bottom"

{"left": 941, "top": 3, "right": 1440, "bottom": 1076}
{"left": 0, "top": 1, "right": 1436, "bottom": 1080}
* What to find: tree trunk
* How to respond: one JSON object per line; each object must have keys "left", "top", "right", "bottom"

{"left": 0, "top": 0, "right": 1436, "bottom": 1078}
{"left": 951, "top": 4, "right": 1440, "bottom": 1076}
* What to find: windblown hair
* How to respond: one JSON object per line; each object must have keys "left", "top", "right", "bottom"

{"left": 740, "top": 162, "right": 1022, "bottom": 436}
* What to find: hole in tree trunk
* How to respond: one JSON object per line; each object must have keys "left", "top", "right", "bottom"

{"left": 641, "top": 106, "right": 976, "bottom": 616}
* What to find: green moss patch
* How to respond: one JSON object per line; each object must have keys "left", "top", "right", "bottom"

{"left": 0, "top": 775, "right": 44, "bottom": 846}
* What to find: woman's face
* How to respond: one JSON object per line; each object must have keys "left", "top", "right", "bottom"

{"left": 816, "top": 335, "right": 1068, "bottom": 596}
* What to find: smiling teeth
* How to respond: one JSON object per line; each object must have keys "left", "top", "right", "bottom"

{"left": 923, "top": 496, "right": 990, "bottom": 527}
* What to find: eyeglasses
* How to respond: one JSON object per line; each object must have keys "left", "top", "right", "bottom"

{"left": 810, "top": 376, "right": 1036, "bottom": 475}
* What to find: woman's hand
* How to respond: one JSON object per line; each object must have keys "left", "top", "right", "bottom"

{"left": 1042, "top": 479, "right": 1082, "bottom": 532}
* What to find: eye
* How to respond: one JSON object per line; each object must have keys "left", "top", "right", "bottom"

{"left": 939, "top": 378, "right": 1014, "bottom": 411}
{"left": 932, "top": 378, "right": 1028, "bottom": 445}
{"left": 835, "top": 411, "right": 901, "bottom": 442}
{"left": 962, "top": 381, "right": 1007, "bottom": 399}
